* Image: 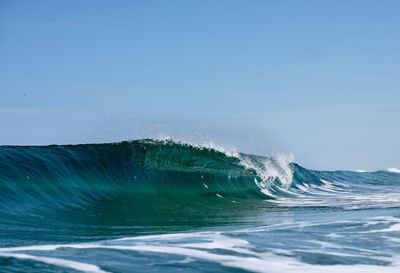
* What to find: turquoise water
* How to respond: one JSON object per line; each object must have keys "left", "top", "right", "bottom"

{"left": 0, "top": 139, "right": 399, "bottom": 273}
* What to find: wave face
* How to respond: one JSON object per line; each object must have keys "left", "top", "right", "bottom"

{"left": 1, "top": 139, "right": 398, "bottom": 210}
{"left": 0, "top": 139, "right": 263, "bottom": 215}
{"left": 1, "top": 139, "right": 400, "bottom": 273}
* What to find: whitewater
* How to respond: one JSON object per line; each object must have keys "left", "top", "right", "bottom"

{"left": 0, "top": 139, "right": 399, "bottom": 273}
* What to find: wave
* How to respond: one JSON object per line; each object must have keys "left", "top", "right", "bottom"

{"left": 0, "top": 139, "right": 399, "bottom": 226}
{"left": 0, "top": 139, "right": 293, "bottom": 209}
{"left": 1, "top": 139, "right": 400, "bottom": 272}
{"left": 387, "top": 168, "right": 400, "bottom": 173}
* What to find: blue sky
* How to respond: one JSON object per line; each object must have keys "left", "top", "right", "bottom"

{"left": 0, "top": 0, "right": 399, "bottom": 170}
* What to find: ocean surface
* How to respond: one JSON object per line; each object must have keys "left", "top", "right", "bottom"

{"left": 0, "top": 139, "right": 399, "bottom": 273}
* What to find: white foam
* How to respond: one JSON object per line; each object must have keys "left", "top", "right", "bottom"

{"left": 326, "top": 233, "right": 343, "bottom": 238}
{"left": 384, "top": 223, "right": 400, "bottom": 232}
{"left": 7, "top": 243, "right": 397, "bottom": 273}
{"left": 239, "top": 152, "right": 294, "bottom": 189}
{"left": 2, "top": 229, "right": 400, "bottom": 273}
{"left": 365, "top": 223, "right": 400, "bottom": 233}
{"left": 387, "top": 168, "right": 400, "bottom": 173}
{"left": 18, "top": 244, "right": 400, "bottom": 273}
{"left": 0, "top": 252, "right": 109, "bottom": 273}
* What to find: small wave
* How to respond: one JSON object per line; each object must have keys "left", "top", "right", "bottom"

{"left": 354, "top": 168, "right": 400, "bottom": 174}
{"left": 387, "top": 168, "right": 400, "bottom": 173}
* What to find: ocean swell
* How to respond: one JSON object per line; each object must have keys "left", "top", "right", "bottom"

{"left": 0, "top": 139, "right": 399, "bottom": 227}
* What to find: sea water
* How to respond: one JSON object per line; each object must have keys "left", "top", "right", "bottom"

{"left": 0, "top": 139, "right": 399, "bottom": 273}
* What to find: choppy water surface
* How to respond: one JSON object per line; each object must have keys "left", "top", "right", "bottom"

{"left": 0, "top": 139, "right": 399, "bottom": 272}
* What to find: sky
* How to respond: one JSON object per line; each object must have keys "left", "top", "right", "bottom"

{"left": 0, "top": 0, "right": 399, "bottom": 170}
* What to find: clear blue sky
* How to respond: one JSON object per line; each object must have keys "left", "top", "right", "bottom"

{"left": 0, "top": 0, "right": 399, "bottom": 170}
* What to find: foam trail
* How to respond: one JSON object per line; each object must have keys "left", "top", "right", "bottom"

{"left": 0, "top": 252, "right": 110, "bottom": 273}
{"left": 1, "top": 230, "right": 399, "bottom": 273}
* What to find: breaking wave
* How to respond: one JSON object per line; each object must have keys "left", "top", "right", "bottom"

{"left": 0, "top": 139, "right": 399, "bottom": 223}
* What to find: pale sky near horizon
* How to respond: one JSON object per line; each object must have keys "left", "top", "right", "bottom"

{"left": 0, "top": 0, "right": 399, "bottom": 170}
